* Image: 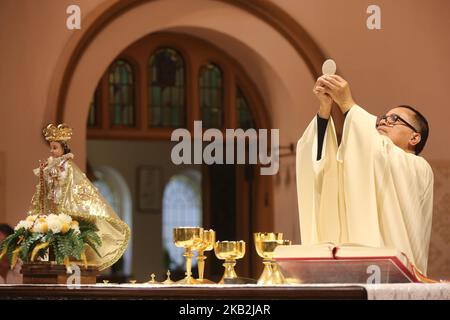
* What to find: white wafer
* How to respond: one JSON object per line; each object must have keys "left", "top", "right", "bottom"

{"left": 322, "top": 59, "right": 337, "bottom": 75}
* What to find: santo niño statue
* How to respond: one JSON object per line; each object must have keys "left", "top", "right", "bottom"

{"left": 28, "top": 124, "right": 130, "bottom": 271}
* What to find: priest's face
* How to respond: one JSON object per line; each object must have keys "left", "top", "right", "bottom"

{"left": 376, "top": 107, "right": 421, "bottom": 154}
{"left": 50, "top": 141, "right": 64, "bottom": 158}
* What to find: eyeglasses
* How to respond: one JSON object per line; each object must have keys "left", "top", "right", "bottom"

{"left": 376, "top": 114, "right": 418, "bottom": 133}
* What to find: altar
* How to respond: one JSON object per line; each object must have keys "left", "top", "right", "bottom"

{"left": 0, "top": 283, "right": 448, "bottom": 300}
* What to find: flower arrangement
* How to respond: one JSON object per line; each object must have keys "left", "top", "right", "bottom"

{"left": 0, "top": 213, "right": 102, "bottom": 271}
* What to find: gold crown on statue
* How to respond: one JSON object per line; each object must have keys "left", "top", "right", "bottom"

{"left": 43, "top": 124, "right": 73, "bottom": 142}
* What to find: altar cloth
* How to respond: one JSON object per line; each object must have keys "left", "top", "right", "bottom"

{"left": 362, "top": 283, "right": 449, "bottom": 300}
{"left": 1, "top": 283, "right": 448, "bottom": 300}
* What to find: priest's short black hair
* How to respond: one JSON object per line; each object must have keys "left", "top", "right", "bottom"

{"left": 398, "top": 105, "right": 429, "bottom": 155}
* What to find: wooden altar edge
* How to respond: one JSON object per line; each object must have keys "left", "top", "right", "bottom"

{"left": 0, "top": 285, "right": 367, "bottom": 300}
{"left": 21, "top": 263, "right": 99, "bottom": 285}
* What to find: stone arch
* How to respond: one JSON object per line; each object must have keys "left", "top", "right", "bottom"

{"left": 45, "top": 0, "right": 327, "bottom": 159}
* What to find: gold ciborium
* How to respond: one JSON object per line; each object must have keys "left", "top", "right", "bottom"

{"left": 254, "top": 232, "right": 291, "bottom": 285}
{"left": 194, "top": 229, "right": 216, "bottom": 284}
{"left": 173, "top": 227, "right": 203, "bottom": 284}
{"left": 214, "top": 240, "right": 245, "bottom": 284}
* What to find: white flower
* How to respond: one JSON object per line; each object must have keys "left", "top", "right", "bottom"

{"left": 47, "top": 221, "right": 62, "bottom": 233}
{"left": 46, "top": 214, "right": 59, "bottom": 223}
{"left": 32, "top": 221, "right": 48, "bottom": 234}
{"left": 58, "top": 213, "right": 72, "bottom": 225}
{"left": 14, "top": 219, "right": 33, "bottom": 231}
{"left": 46, "top": 214, "right": 62, "bottom": 234}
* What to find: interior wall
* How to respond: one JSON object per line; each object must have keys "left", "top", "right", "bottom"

{"left": 0, "top": 0, "right": 105, "bottom": 223}
{"left": 275, "top": 0, "right": 450, "bottom": 159}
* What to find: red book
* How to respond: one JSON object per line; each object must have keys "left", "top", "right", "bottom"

{"left": 273, "top": 244, "right": 432, "bottom": 284}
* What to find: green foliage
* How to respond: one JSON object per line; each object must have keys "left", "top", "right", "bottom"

{"left": 0, "top": 227, "right": 29, "bottom": 265}
{"left": 0, "top": 218, "right": 102, "bottom": 266}
{"left": 0, "top": 227, "right": 27, "bottom": 252}
{"left": 51, "top": 229, "right": 86, "bottom": 264}
{"left": 19, "top": 232, "right": 43, "bottom": 262}
{"left": 78, "top": 219, "right": 102, "bottom": 257}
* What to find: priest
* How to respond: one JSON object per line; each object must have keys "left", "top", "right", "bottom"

{"left": 296, "top": 74, "right": 433, "bottom": 274}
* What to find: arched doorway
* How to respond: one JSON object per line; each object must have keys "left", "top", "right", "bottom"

{"left": 91, "top": 165, "right": 133, "bottom": 278}
{"left": 86, "top": 32, "right": 271, "bottom": 280}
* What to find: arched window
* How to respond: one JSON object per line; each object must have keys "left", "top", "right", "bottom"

{"left": 236, "top": 86, "right": 256, "bottom": 129}
{"left": 87, "top": 33, "right": 263, "bottom": 139}
{"left": 199, "top": 63, "right": 224, "bottom": 128}
{"left": 92, "top": 166, "right": 133, "bottom": 276}
{"left": 162, "top": 170, "right": 202, "bottom": 270}
{"left": 149, "top": 48, "right": 185, "bottom": 128}
{"left": 109, "top": 59, "right": 135, "bottom": 127}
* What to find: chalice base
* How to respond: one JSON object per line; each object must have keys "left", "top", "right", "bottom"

{"left": 257, "top": 265, "right": 273, "bottom": 285}
{"left": 257, "top": 262, "right": 286, "bottom": 285}
{"left": 218, "top": 261, "right": 238, "bottom": 284}
{"left": 177, "top": 276, "right": 200, "bottom": 285}
{"left": 196, "top": 278, "right": 216, "bottom": 284}
{"left": 271, "top": 265, "right": 286, "bottom": 284}
{"left": 219, "top": 272, "right": 239, "bottom": 284}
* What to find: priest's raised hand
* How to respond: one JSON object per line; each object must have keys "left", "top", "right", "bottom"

{"left": 317, "top": 75, "right": 355, "bottom": 114}
{"left": 313, "top": 77, "right": 333, "bottom": 119}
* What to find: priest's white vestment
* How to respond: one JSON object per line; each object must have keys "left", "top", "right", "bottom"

{"left": 296, "top": 105, "right": 433, "bottom": 274}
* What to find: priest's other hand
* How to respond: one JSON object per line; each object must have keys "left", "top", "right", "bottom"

{"left": 318, "top": 75, "right": 355, "bottom": 114}
{"left": 313, "top": 78, "right": 333, "bottom": 119}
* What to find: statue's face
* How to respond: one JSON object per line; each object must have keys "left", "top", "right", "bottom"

{"left": 49, "top": 141, "right": 64, "bottom": 158}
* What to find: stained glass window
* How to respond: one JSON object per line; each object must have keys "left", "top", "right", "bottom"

{"left": 236, "top": 87, "right": 256, "bottom": 129}
{"left": 149, "top": 48, "right": 185, "bottom": 127}
{"left": 162, "top": 171, "right": 202, "bottom": 270}
{"left": 200, "top": 64, "right": 224, "bottom": 128}
{"left": 109, "top": 60, "right": 135, "bottom": 126}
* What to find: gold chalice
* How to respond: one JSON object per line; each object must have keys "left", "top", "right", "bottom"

{"left": 194, "top": 229, "right": 216, "bottom": 284}
{"left": 173, "top": 227, "right": 203, "bottom": 284}
{"left": 254, "top": 232, "right": 291, "bottom": 285}
{"left": 214, "top": 240, "right": 246, "bottom": 284}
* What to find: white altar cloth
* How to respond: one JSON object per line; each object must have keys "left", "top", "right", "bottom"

{"left": 362, "top": 283, "right": 450, "bottom": 300}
